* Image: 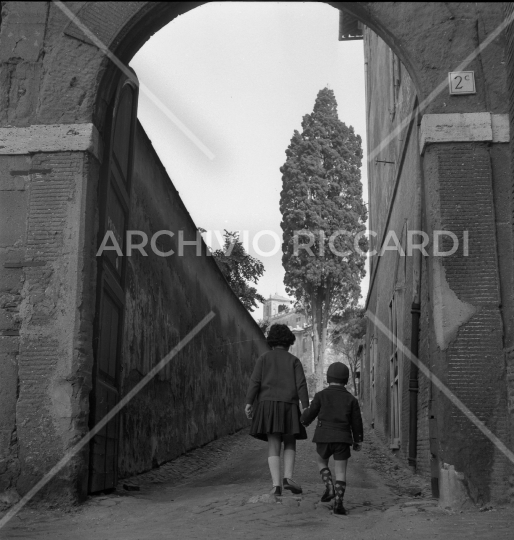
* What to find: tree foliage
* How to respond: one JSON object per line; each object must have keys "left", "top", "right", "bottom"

{"left": 331, "top": 306, "right": 366, "bottom": 396}
{"left": 211, "top": 230, "right": 265, "bottom": 312}
{"left": 331, "top": 306, "right": 367, "bottom": 342}
{"left": 279, "top": 88, "right": 368, "bottom": 389}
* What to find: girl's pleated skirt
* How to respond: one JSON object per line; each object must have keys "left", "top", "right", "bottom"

{"left": 249, "top": 400, "right": 308, "bottom": 441}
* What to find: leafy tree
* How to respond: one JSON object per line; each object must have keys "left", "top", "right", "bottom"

{"left": 257, "top": 318, "right": 270, "bottom": 335}
{"left": 210, "top": 230, "right": 265, "bottom": 312}
{"left": 279, "top": 88, "right": 367, "bottom": 390}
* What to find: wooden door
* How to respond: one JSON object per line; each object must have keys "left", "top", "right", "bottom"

{"left": 89, "top": 72, "right": 138, "bottom": 493}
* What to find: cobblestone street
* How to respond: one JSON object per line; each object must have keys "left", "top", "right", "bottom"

{"left": 1, "top": 425, "right": 513, "bottom": 540}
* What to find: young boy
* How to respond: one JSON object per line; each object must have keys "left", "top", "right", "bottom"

{"left": 300, "top": 362, "right": 363, "bottom": 515}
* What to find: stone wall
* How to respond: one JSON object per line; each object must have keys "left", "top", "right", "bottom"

{"left": 0, "top": 119, "right": 268, "bottom": 500}
{"left": 116, "top": 124, "right": 268, "bottom": 478}
{"left": 363, "top": 9, "right": 513, "bottom": 505}
{"left": 362, "top": 27, "right": 421, "bottom": 465}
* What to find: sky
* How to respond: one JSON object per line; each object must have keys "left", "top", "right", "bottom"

{"left": 130, "top": 2, "right": 368, "bottom": 320}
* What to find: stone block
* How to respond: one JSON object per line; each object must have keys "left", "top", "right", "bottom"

{"left": 419, "top": 113, "right": 509, "bottom": 153}
{"left": 491, "top": 114, "right": 510, "bottom": 142}
{"left": 438, "top": 462, "right": 473, "bottom": 510}
{"left": 0, "top": 124, "right": 103, "bottom": 162}
{"left": 0, "top": 337, "right": 19, "bottom": 354}
{"left": 0, "top": 2, "right": 47, "bottom": 62}
{"left": 0, "top": 488, "right": 20, "bottom": 507}
{"left": 247, "top": 494, "right": 279, "bottom": 504}
{"left": 0, "top": 309, "right": 16, "bottom": 331}
{"left": 0, "top": 191, "right": 27, "bottom": 247}
{"left": 0, "top": 352, "right": 17, "bottom": 433}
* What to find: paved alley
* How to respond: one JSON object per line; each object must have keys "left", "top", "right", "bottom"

{"left": 1, "top": 424, "right": 513, "bottom": 540}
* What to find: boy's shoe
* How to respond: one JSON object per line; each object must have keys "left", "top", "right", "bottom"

{"left": 270, "top": 485, "right": 282, "bottom": 496}
{"left": 321, "top": 485, "right": 335, "bottom": 502}
{"left": 283, "top": 478, "right": 302, "bottom": 494}
{"left": 333, "top": 500, "right": 347, "bottom": 515}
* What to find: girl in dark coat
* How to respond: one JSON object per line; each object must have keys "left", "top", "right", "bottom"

{"left": 245, "top": 324, "right": 309, "bottom": 496}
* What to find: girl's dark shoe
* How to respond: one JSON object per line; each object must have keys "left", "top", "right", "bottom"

{"left": 270, "top": 485, "right": 282, "bottom": 496}
{"left": 283, "top": 478, "right": 302, "bottom": 494}
{"left": 320, "top": 467, "right": 335, "bottom": 502}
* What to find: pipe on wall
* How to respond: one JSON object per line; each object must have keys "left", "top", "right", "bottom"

{"left": 408, "top": 146, "right": 423, "bottom": 470}
{"left": 408, "top": 301, "right": 421, "bottom": 469}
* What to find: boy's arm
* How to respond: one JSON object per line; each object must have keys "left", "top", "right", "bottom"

{"left": 351, "top": 398, "right": 364, "bottom": 444}
{"left": 300, "top": 393, "right": 321, "bottom": 426}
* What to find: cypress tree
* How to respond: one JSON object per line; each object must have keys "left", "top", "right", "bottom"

{"left": 280, "top": 88, "right": 367, "bottom": 389}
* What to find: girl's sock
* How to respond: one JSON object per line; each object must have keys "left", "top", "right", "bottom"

{"left": 268, "top": 456, "right": 281, "bottom": 486}
{"left": 320, "top": 467, "right": 335, "bottom": 502}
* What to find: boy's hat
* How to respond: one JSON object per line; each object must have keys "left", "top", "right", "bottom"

{"left": 327, "top": 362, "right": 349, "bottom": 383}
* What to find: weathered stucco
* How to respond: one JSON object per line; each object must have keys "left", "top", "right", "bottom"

{"left": 431, "top": 256, "right": 476, "bottom": 351}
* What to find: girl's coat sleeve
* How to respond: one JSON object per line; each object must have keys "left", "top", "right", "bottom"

{"left": 294, "top": 359, "right": 309, "bottom": 408}
{"left": 245, "top": 356, "right": 263, "bottom": 405}
{"left": 300, "top": 393, "right": 321, "bottom": 426}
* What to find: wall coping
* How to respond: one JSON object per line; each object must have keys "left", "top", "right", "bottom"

{"left": 0, "top": 123, "right": 103, "bottom": 162}
{"left": 419, "top": 113, "right": 509, "bottom": 154}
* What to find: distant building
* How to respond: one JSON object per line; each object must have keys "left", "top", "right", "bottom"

{"left": 262, "top": 293, "right": 293, "bottom": 318}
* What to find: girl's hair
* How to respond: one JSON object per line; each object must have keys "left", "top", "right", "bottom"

{"left": 267, "top": 324, "right": 296, "bottom": 348}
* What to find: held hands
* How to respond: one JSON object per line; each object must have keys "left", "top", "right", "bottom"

{"left": 245, "top": 404, "right": 253, "bottom": 420}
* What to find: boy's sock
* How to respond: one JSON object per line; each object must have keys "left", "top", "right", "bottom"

{"left": 319, "top": 467, "right": 335, "bottom": 502}
{"left": 333, "top": 480, "right": 347, "bottom": 515}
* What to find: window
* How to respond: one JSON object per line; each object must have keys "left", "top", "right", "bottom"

{"left": 389, "top": 296, "right": 401, "bottom": 449}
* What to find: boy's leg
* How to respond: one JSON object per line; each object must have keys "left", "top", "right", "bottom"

{"left": 333, "top": 457, "right": 348, "bottom": 515}
{"left": 334, "top": 459, "right": 348, "bottom": 482}
{"left": 267, "top": 434, "right": 282, "bottom": 489}
{"left": 317, "top": 450, "right": 335, "bottom": 502}
{"left": 316, "top": 453, "right": 329, "bottom": 472}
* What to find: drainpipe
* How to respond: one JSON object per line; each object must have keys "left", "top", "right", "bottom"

{"left": 408, "top": 301, "right": 420, "bottom": 470}
{"left": 408, "top": 171, "right": 423, "bottom": 471}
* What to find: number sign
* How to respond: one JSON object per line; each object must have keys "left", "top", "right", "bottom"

{"left": 448, "top": 71, "right": 476, "bottom": 95}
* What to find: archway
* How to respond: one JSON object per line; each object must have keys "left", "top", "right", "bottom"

{"left": 0, "top": 1, "right": 510, "bottom": 506}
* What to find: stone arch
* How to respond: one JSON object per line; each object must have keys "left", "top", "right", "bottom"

{"left": 0, "top": 0, "right": 512, "bottom": 505}
{"left": 36, "top": 1, "right": 506, "bottom": 135}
